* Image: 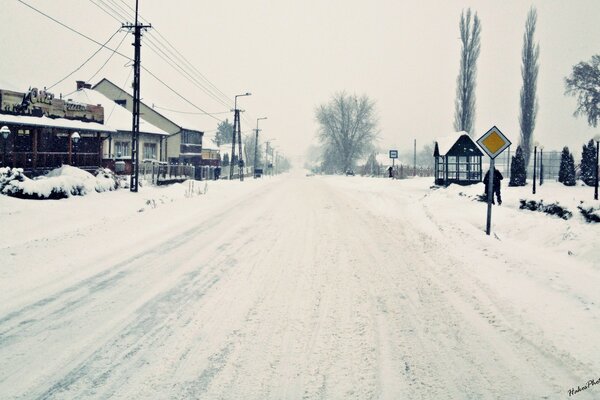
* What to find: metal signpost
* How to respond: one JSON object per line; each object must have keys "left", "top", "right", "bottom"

{"left": 476, "top": 126, "right": 511, "bottom": 236}
{"left": 389, "top": 150, "right": 398, "bottom": 178}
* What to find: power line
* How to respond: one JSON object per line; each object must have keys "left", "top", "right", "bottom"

{"left": 116, "top": 0, "right": 233, "bottom": 105}
{"left": 46, "top": 29, "right": 121, "bottom": 90}
{"left": 152, "top": 105, "right": 230, "bottom": 115}
{"left": 88, "top": 31, "right": 129, "bottom": 82}
{"left": 15, "top": 0, "right": 130, "bottom": 59}
{"left": 18, "top": 0, "right": 228, "bottom": 125}
{"left": 87, "top": 0, "right": 234, "bottom": 110}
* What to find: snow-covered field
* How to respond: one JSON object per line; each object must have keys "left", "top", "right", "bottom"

{"left": 0, "top": 172, "right": 598, "bottom": 399}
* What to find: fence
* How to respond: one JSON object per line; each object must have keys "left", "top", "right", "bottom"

{"left": 139, "top": 162, "right": 195, "bottom": 185}
{"left": 361, "top": 163, "right": 435, "bottom": 179}
{"left": 485, "top": 150, "right": 564, "bottom": 182}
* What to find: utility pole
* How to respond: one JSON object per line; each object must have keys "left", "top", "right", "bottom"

{"left": 254, "top": 117, "right": 267, "bottom": 178}
{"left": 230, "top": 93, "right": 251, "bottom": 180}
{"left": 264, "top": 141, "right": 270, "bottom": 176}
{"left": 123, "top": 0, "right": 151, "bottom": 192}
{"left": 413, "top": 138, "right": 417, "bottom": 176}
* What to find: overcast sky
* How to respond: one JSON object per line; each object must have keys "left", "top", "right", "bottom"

{"left": 1, "top": 0, "right": 599, "bottom": 162}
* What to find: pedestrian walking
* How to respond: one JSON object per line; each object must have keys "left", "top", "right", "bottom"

{"left": 483, "top": 168, "right": 503, "bottom": 205}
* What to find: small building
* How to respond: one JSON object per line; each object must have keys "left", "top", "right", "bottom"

{"left": 0, "top": 86, "right": 115, "bottom": 174}
{"left": 433, "top": 132, "right": 483, "bottom": 185}
{"left": 68, "top": 86, "right": 169, "bottom": 174}
{"left": 93, "top": 78, "right": 204, "bottom": 166}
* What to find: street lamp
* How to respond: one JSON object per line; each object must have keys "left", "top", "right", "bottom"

{"left": 254, "top": 117, "right": 267, "bottom": 178}
{"left": 594, "top": 134, "right": 600, "bottom": 200}
{"left": 230, "top": 92, "right": 251, "bottom": 180}
{"left": 71, "top": 132, "right": 80, "bottom": 166}
{"left": 539, "top": 145, "right": 544, "bottom": 186}
{"left": 1, "top": 126, "right": 11, "bottom": 167}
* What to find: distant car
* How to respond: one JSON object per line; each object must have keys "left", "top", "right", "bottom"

{"left": 345, "top": 170, "right": 355, "bottom": 176}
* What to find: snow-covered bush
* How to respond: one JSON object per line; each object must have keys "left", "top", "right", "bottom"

{"left": 519, "top": 199, "right": 573, "bottom": 220}
{"left": 578, "top": 201, "right": 600, "bottom": 223}
{"left": 0, "top": 165, "right": 119, "bottom": 200}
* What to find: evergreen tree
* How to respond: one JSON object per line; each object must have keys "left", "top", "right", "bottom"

{"left": 509, "top": 145, "right": 527, "bottom": 186}
{"left": 580, "top": 139, "right": 597, "bottom": 186}
{"left": 214, "top": 119, "right": 233, "bottom": 146}
{"left": 558, "top": 147, "right": 576, "bottom": 185}
{"left": 222, "top": 153, "right": 229, "bottom": 166}
{"left": 453, "top": 8, "right": 481, "bottom": 136}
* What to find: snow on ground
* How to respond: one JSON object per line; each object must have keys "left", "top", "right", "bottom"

{"left": 0, "top": 172, "right": 598, "bottom": 399}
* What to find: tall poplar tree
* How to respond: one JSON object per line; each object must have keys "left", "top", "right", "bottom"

{"left": 519, "top": 7, "right": 540, "bottom": 168}
{"left": 453, "top": 8, "right": 481, "bottom": 136}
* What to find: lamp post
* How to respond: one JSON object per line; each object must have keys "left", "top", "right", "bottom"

{"left": 539, "top": 145, "right": 544, "bottom": 186}
{"left": 230, "top": 92, "right": 251, "bottom": 180}
{"left": 71, "top": 132, "right": 80, "bottom": 167}
{"left": 254, "top": 117, "right": 267, "bottom": 178}
{"left": 594, "top": 134, "right": 600, "bottom": 200}
{"left": 1, "top": 126, "right": 11, "bottom": 167}
{"left": 532, "top": 142, "right": 538, "bottom": 194}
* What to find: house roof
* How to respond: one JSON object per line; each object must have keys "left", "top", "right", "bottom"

{"left": 93, "top": 78, "right": 208, "bottom": 134}
{"left": 68, "top": 89, "right": 169, "bottom": 136}
{"left": 0, "top": 113, "right": 116, "bottom": 133}
{"left": 434, "top": 131, "right": 482, "bottom": 156}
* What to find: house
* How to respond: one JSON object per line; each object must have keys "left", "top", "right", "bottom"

{"left": 433, "top": 132, "right": 483, "bottom": 185}
{"left": 0, "top": 85, "right": 115, "bottom": 174}
{"left": 67, "top": 84, "right": 169, "bottom": 174}
{"left": 93, "top": 78, "right": 204, "bottom": 166}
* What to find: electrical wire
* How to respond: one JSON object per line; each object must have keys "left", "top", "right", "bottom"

{"left": 88, "top": 31, "right": 129, "bottom": 82}
{"left": 15, "top": 0, "right": 130, "bottom": 60}
{"left": 89, "top": 0, "right": 234, "bottom": 110}
{"left": 46, "top": 29, "right": 121, "bottom": 90}
{"left": 152, "top": 105, "right": 230, "bottom": 116}
{"left": 17, "top": 0, "right": 228, "bottom": 124}
{"left": 116, "top": 0, "right": 233, "bottom": 105}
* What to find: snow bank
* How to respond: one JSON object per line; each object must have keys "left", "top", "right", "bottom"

{"left": 0, "top": 166, "right": 118, "bottom": 199}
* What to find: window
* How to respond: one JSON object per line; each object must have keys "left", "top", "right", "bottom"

{"left": 143, "top": 143, "right": 157, "bottom": 160}
{"left": 181, "top": 130, "right": 201, "bottom": 145}
{"left": 114, "top": 141, "right": 130, "bottom": 158}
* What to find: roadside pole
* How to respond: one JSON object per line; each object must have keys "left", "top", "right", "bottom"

{"left": 485, "top": 157, "right": 495, "bottom": 235}
{"left": 476, "top": 126, "right": 511, "bottom": 236}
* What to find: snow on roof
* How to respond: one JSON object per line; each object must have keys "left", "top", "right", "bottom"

{"left": 69, "top": 89, "right": 169, "bottom": 136}
{"left": 94, "top": 78, "right": 210, "bottom": 133}
{"left": 150, "top": 107, "right": 208, "bottom": 133}
{"left": 435, "top": 131, "right": 470, "bottom": 156}
{"left": 0, "top": 113, "right": 116, "bottom": 133}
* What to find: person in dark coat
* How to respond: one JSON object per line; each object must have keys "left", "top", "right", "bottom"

{"left": 483, "top": 168, "right": 503, "bottom": 205}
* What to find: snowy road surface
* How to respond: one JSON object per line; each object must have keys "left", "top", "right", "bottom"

{"left": 1, "top": 174, "right": 599, "bottom": 399}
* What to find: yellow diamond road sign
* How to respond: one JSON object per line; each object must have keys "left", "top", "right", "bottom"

{"left": 476, "top": 126, "right": 511, "bottom": 159}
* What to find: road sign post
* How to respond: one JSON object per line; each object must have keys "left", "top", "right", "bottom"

{"left": 389, "top": 150, "right": 398, "bottom": 178}
{"left": 476, "top": 126, "right": 511, "bottom": 236}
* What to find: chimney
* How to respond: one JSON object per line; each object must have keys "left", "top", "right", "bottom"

{"left": 76, "top": 80, "right": 92, "bottom": 90}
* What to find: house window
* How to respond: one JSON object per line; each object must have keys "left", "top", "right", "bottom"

{"left": 181, "top": 131, "right": 201, "bottom": 144}
{"left": 143, "top": 143, "right": 157, "bottom": 160}
{"left": 115, "top": 141, "right": 130, "bottom": 158}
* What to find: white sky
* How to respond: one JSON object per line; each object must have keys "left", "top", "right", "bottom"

{"left": 1, "top": 0, "right": 599, "bottom": 161}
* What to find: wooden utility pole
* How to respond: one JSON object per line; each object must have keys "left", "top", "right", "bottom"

{"left": 123, "top": 0, "right": 151, "bottom": 192}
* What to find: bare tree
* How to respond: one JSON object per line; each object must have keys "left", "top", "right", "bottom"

{"left": 565, "top": 55, "right": 600, "bottom": 127}
{"left": 453, "top": 8, "right": 481, "bottom": 136}
{"left": 519, "top": 7, "right": 540, "bottom": 168}
{"left": 315, "top": 92, "right": 378, "bottom": 173}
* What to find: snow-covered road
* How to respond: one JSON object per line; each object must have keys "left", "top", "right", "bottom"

{"left": 1, "top": 174, "right": 599, "bottom": 399}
